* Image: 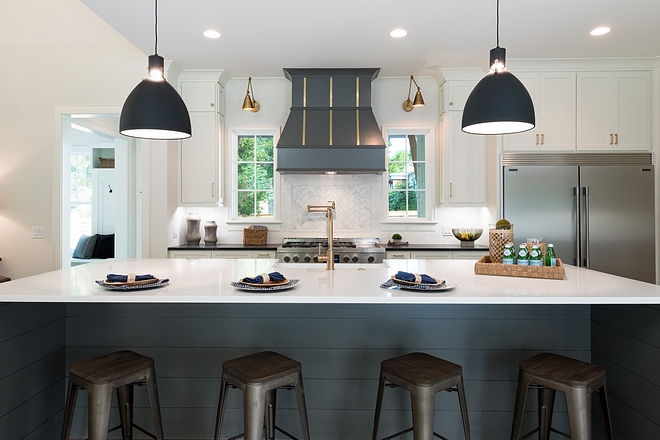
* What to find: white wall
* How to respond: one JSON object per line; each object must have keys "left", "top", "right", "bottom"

{"left": 0, "top": 0, "right": 151, "bottom": 278}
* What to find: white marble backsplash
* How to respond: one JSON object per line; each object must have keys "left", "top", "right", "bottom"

{"left": 291, "top": 184, "right": 371, "bottom": 231}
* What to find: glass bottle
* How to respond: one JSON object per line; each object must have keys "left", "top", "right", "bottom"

{"left": 529, "top": 244, "right": 543, "bottom": 266}
{"left": 545, "top": 244, "right": 557, "bottom": 267}
{"left": 517, "top": 243, "right": 529, "bottom": 265}
{"left": 502, "top": 243, "right": 515, "bottom": 265}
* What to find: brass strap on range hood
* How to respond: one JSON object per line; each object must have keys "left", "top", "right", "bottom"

{"left": 302, "top": 78, "right": 307, "bottom": 146}
{"left": 356, "top": 77, "right": 360, "bottom": 146}
{"left": 329, "top": 77, "right": 332, "bottom": 146}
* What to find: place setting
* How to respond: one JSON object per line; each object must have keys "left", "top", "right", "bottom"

{"left": 230, "top": 271, "right": 299, "bottom": 292}
{"left": 380, "top": 271, "right": 456, "bottom": 292}
{"left": 95, "top": 273, "right": 170, "bottom": 291}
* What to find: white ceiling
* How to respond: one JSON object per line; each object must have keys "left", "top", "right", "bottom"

{"left": 81, "top": 0, "right": 660, "bottom": 78}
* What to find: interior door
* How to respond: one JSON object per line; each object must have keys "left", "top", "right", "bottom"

{"left": 503, "top": 166, "right": 579, "bottom": 265}
{"left": 580, "top": 165, "right": 655, "bottom": 283}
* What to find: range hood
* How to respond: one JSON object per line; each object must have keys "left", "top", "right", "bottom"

{"left": 276, "top": 68, "right": 387, "bottom": 174}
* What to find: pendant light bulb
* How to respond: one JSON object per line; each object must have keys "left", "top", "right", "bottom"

{"left": 119, "top": 0, "right": 192, "bottom": 140}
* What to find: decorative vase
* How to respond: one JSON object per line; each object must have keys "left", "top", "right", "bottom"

{"left": 204, "top": 221, "right": 218, "bottom": 245}
{"left": 185, "top": 213, "right": 201, "bottom": 245}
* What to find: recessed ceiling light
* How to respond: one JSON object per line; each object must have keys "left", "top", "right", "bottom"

{"left": 203, "top": 30, "right": 222, "bottom": 39}
{"left": 590, "top": 27, "right": 610, "bottom": 36}
{"left": 390, "top": 29, "right": 408, "bottom": 38}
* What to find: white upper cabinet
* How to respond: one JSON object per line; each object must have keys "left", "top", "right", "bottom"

{"left": 179, "top": 74, "right": 225, "bottom": 206}
{"left": 577, "top": 71, "right": 651, "bottom": 151}
{"left": 502, "top": 72, "right": 576, "bottom": 151}
{"left": 441, "top": 111, "right": 486, "bottom": 206}
{"left": 439, "top": 79, "right": 479, "bottom": 113}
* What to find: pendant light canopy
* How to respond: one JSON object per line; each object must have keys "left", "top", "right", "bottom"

{"left": 461, "top": 0, "right": 535, "bottom": 135}
{"left": 119, "top": 0, "right": 191, "bottom": 140}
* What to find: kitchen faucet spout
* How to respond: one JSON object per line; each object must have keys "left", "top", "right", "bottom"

{"left": 307, "top": 201, "right": 335, "bottom": 270}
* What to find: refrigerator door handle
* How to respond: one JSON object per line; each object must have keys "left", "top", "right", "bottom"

{"left": 573, "top": 187, "right": 580, "bottom": 266}
{"left": 583, "top": 187, "right": 590, "bottom": 268}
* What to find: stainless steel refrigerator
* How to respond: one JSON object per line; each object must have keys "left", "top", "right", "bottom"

{"left": 502, "top": 153, "right": 655, "bottom": 283}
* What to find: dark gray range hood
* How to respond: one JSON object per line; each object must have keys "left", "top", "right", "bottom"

{"left": 276, "top": 68, "right": 387, "bottom": 174}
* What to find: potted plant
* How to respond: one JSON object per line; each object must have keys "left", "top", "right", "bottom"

{"left": 391, "top": 233, "right": 402, "bottom": 244}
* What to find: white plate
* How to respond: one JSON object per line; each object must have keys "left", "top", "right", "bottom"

{"left": 380, "top": 279, "right": 456, "bottom": 291}
{"left": 96, "top": 279, "right": 169, "bottom": 291}
{"left": 230, "top": 279, "right": 299, "bottom": 292}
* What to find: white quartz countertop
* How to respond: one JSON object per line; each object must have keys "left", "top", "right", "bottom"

{"left": 0, "top": 258, "right": 659, "bottom": 304}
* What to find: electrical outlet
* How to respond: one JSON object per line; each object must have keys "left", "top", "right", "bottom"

{"left": 173, "top": 227, "right": 178, "bottom": 239}
{"left": 442, "top": 225, "right": 453, "bottom": 236}
{"left": 32, "top": 226, "right": 44, "bottom": 239}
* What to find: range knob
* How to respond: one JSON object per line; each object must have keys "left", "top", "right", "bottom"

{"left": 352, "top": 255, "right": 359, "bottom": 263}
{"left": 367, "top": 255, "right": 375, "bottom": 263}
{"left": 313, "top": 255, "right": 319, "bottom": 263}
{"left": 342, "top": 255, "right": 350, "bottom": 263}
{"left": 293, "top": 255, "right": 300, "bottom": 263}
{"left": 283, "top": 255, "right": 291, "bottom": 263}
{"left": 304, "top": 255, "right": 311, "bottom": 263}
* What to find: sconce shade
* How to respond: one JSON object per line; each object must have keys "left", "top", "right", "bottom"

{"left": 461, "top": 69, "right": 535, "bottom": 135}
{"left": 120, "top": 77, "right": 192, "bottom": 140}
{"left": 413, "top": 90, "right": 425, "bottom": 107}
{"left": 242, "top": 94, "right": 255, "bottom": 111}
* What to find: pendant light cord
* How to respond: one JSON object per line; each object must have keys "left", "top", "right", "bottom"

{"left": 154, "top": 0, "right": 159, "bottom": 55}
{"left": 496, "top": 0, "right": 500, "bottom": 47}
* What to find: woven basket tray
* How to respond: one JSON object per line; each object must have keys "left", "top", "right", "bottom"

{"left": 243, "top": 228, "right": 268, "bottom": 245}
{"left": 474, "top": 255, "right": 565, "bottom": 280}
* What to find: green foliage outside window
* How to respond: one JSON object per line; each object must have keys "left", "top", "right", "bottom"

{"left": 237, "top": 135, "right": 274, "bottom": 217}
{"left": 387, "top": 134, "right": 425, "bottom": 219}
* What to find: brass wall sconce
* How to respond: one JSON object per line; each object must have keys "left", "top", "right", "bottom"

{"left": 402, "top": 75, "right": 425, "bottom": 112}
{"left": 242, "top": 77, "right": 260, "bottom": 112}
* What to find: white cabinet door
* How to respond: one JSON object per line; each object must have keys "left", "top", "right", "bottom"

{"left": 180, "top": 112, "right": 218, "bottom": 204}
{"left": 387, "top": 251, "right": 411, "bottom": 259}
{"left": 577, "top": 71, "right": 651, "bottom": 151}
{"left": 444, "top": 112, "right": 486, "bottom": 206}
{"left": 168, "top": 250, "right": 212, "bottom": 259}
{"left": 253, "top": 251, "right": 276, "bottom": 259}
{"left": 212, "top": 250, "right": 253, "bottom": 259}
{"left": 410, "top": 251, "right": 452, "bottom": 260}
{"left": 503, "top": 72, "right": 575, "bottom": 151}
{"left": 452, "top": 250, "right": 488, "bottom": 260}
{"left": 181, "top": 82, "right": 217, "bottom": 112}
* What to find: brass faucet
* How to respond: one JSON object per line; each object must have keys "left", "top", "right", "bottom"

{"left": 307, "top": 201, "right": 336, "bottom": 270}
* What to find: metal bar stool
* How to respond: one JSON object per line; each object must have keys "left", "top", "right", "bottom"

{"left": 510, "top": 352, "right": 614, "bottom": 440}
{"left": 372, "top": 352, "right": 471, "bottom": 440}
{"left": 61, "top": 350, "right": 165, "bottom": 440}
{"left": 213, "top": 351, "right": 311, "bottom": 440}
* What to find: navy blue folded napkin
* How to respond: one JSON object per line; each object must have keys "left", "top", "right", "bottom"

{"left": 106, "top": 274, "right": 155, "bottom": 283}
{"left": 242, "top": 272, "right": 286, "bottom": 284}
{"left": 395, "top": 271, "right": 437, "bottom": 284}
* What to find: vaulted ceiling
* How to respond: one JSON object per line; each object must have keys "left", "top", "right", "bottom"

{"left": 81, "top": 0, "right": 660, "bottom": 77}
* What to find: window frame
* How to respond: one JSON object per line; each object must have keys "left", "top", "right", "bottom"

{"left": 228, "top": 128, "right": 281, "bottom": 228}
{"left": 381, "top": 127, "right": 437, "bottom": 229}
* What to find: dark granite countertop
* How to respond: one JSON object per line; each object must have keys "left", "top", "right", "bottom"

{"left": 168, "top": 243, "right": 279, "bottom": 251}
{"left": 384, "top": 243, "right": 489, "bottom": 251}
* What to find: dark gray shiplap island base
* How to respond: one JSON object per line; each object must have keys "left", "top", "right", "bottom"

{"left": 0, "top": 258, "right": 658, "bottom": 439}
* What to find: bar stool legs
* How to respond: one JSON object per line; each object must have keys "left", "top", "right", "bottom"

{"left": 214, "top": 351, "right": 311, "bottom": 440}
{"left": 510, "top": 353, "right": 614, "bottom": 440}
{"left": 60, "top": 350, "right": 164, "bottom": 440}
{"left": 372, "top": 352, "right": 471, "bottom": 440}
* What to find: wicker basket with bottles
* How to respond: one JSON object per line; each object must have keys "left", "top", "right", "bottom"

{"left": 489, "top": 227, "right": 514, "bottom": 263}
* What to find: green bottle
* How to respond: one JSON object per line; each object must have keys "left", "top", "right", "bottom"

{"left": 517, "top": 243, "right": 529, "bottom": 265}
{"left": 529, "top": 244, "right": 543, "bottom": 266}
{"left": 545, "top": 244, "right": 557, "bottom": 267}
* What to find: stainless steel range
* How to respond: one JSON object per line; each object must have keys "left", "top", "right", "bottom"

{"left": 277, "top": 238, "right": 385, "bottom": 264}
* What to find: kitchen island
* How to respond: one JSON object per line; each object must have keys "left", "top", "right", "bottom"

{"left": 1, "top": 259, "right": 658, "bottom": 439}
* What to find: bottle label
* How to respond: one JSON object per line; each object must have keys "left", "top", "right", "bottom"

{"left": 503, "top": 258, "right": 515, "bottom": 265}
{"left": 504, "top": 249, "right": 512, "bottom": 256}
{"left": 550, "top": 258, "right": 556, "bottom": 267}
{"left": 517, "top": 259, "right": 529, "bottom": 265}
{"left": 530, "top": 250, "right": 539, "bottom": 258}
{"left": 530, "top": 259, "right": 543, "bottom": 266}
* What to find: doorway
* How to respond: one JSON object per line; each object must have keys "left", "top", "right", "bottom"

{"left": 57, "top": 110, "right": 141, "bottom": 268}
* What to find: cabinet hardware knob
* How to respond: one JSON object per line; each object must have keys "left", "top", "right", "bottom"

{"left": 210, "top": 103, "right": 215, "bottom": 107}
{"left": 449, "top": 101, "right": 453, "bottom": 105}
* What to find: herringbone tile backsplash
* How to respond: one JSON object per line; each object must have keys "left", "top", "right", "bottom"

{"left": 291, "top": 184, "right": 372, "bottom": 231}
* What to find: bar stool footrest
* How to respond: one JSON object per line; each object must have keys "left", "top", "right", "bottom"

{"left": 519, "top": 426, "right": 570, "bottom": 440}
{"left": 379, "top": 427, "right": 447, "bottom": 440}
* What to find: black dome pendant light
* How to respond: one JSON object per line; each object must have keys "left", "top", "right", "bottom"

{"left": 462, "top": 0, "right": 535, "bottom": 135}
{"left": 119, "top": 0, "right": 192, "bottom": 140}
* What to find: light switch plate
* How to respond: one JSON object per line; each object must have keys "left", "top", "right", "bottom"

{"left": 32, "top": 226, "right": 44, "bottom": 239}
{"left": 442, "top": 225, "right": 453, "bottom": 236}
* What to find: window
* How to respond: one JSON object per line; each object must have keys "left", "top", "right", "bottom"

{"left": 387, "top": 134, "right": 427, "bottom": 219}
{"left": 236, "top": 133, "right": 275, "bottom": 218}
{"left": 70, "top": 148, "right": 92, "bottom": 251}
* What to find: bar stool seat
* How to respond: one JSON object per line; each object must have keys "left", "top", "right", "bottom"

{"left": 214, "top": 351, "right": 311, "bottom": 440}
{"left": 372, "top": 352, "right": 471, "bottom": 440}
{"left": 61, "top": 350, "right": 164, "bottom": 440}
{"left": 510, "top": 352, "right": 614, "bottom": 440}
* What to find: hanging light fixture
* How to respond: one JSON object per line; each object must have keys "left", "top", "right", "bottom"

{"left": 241, "top": 77, "right": 260, "bottom": 112}
{"left": 461, "top": 0, "right": 535, "bottom": 135}
{"left": 119, "top": 0, "right": 192, "bottom": 140}
{"left": 402, "top": 75, "right": 425, "bottom": 112}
